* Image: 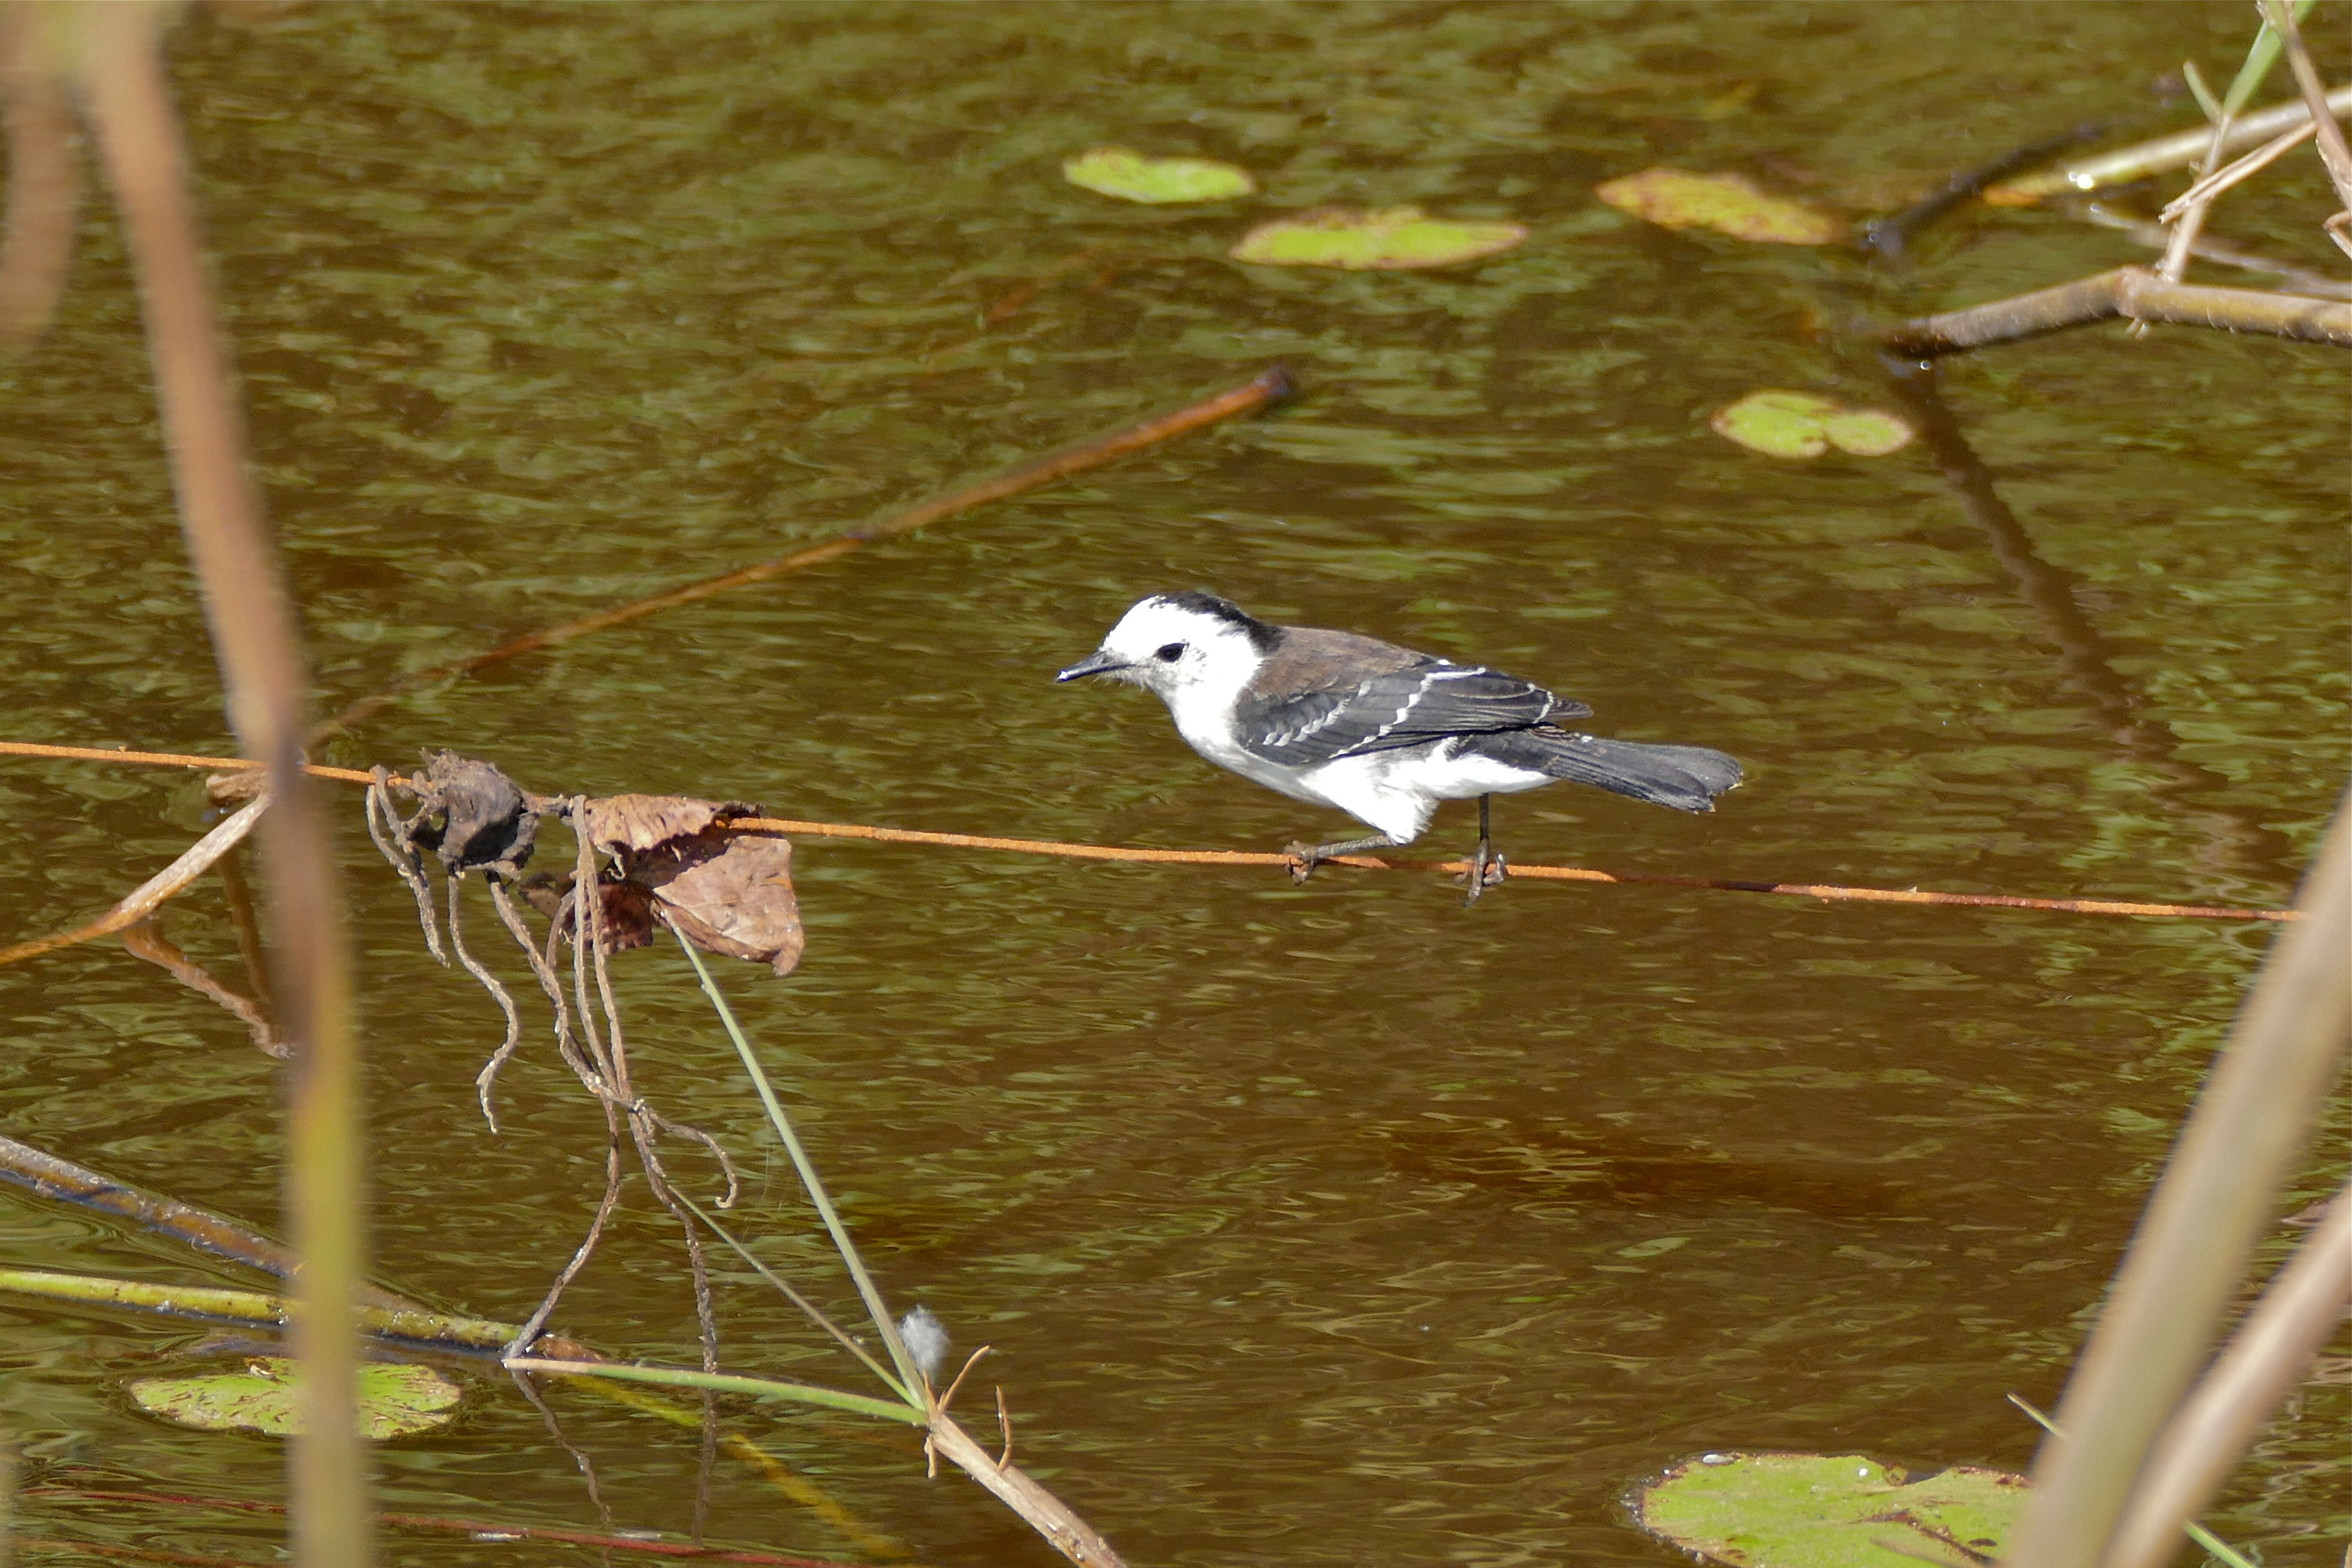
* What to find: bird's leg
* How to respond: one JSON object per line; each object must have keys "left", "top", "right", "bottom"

{"left": 1461, "top": 793, "right": 1507, "bottom": 906}
{"left": 1282, "top": 832, "right": 1397, "bottom": 885}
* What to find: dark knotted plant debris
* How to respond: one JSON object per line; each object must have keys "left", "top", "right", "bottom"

{"left": 364, "top": 752, "right": 805, "bottom": 1369}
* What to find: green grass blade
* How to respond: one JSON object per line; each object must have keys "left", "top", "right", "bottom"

{"left": 2181, "top": 60, "right": 2224, "bottom": 126}
{"left": 672, "top": 931, "right": 925, "bottom": 1406}
{"left": 2221, "top": 0, "right": 2317, "bottom": 116}
{"left": 505, "top": 1356, "right": 925, "bottom": 1425}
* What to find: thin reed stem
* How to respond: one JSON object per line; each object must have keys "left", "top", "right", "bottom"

{"left": 503, "top": 1358, "right": 924, "bottom": 1426}
{"left": 2009, "top": 793, "right": 2352, "bottom": 1568}
{"left": 670, "top": 930, "right": 925, "bottom": 1406}
{"left": 74, "top": 8, "right": 368, "bottom": 1560}
{"left": 677, "top": 1192, "right": 911, "bottom": 1402}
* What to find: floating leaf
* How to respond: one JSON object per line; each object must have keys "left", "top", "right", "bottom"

{"left": 1632, "top": 1452, "right": 2028, "bottom": 1568}
{"left": 1229, "top": 205, "right": 1526, "bottom": 270}
{"left": 1596, "top": 168, "right": 1844, "bottom": 245}
{"left": 1710, "top": 391, "right": 1914, "bottom": 459}
{"left": 1062, "top": 147, "right": 1255, "bottom": 204}
{"left": 1711, "top": 391, "right": 1838, "bottom": 458}
{"left": 129, "top": 1359, "right": 462, "bottom": 1440}
{"left": 1819, "top": 408, "right": 1915, "bottom": 457}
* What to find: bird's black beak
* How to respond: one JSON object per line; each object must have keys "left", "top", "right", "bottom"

{"left": 1055, "top": 650, "right": 1130, "bottom": 683}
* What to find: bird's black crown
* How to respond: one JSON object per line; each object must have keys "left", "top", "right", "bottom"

{"left": 1148, "top": 591, "right": 1280, "bottom": 654}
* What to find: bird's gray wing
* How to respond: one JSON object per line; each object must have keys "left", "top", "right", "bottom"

{"left": 1235, "top": 662, "right": 1593, "bottom": 768}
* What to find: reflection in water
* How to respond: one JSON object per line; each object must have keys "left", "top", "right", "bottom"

{"left": 1372, "top": 1118, "right": 1920, "bottom": 1222}
{"left": 1880, "top": 359, "right": 2299, "bottom": 883}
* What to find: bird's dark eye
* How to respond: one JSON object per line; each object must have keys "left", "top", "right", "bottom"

{"left": 1155, "top": 642, "right": 1186, "bottom": 662}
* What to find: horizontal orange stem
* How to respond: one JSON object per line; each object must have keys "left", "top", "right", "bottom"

{"left": 0, "top": 738, "right": 2299, "bottom": 924}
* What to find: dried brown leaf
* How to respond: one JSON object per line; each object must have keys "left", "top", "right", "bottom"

{"left": 597, "top": 879, "right": 659, "bottom": 953}
{"left": 581, "top": 794, "right": 755, "bottom": 856}
{"left": 645, "top": 834, "right": 804, "bottom": 978}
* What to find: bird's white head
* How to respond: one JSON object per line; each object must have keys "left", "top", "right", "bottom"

{"left": 1055, "top": 591, "right": 1277, "bottom": 708}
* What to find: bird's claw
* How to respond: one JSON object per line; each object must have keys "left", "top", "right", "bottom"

{"left": 1283, "top": 841, "right": 1321, "bottom": 885}
{"left": 1459, "top": 845, "right": 1507, "bottom": 905}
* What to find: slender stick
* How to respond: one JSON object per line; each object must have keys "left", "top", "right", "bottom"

{"left": 503, "top": 1359, "right": 923, "bottom": 1427}
{"left": 670, "top": 931, "right": 925, "bottom": 1405}
{"left": 2158, "top": 119, "right": 2318, "bottom": 219}
{"left": 0, "top": 793, "right": 267, "bottom": 968}
{"left": 1982, "top": 84, "right": 2352, "bottom": 203}
{"left": 1882, "top": 265, "right": 2352, "bottom": 357}
{"left": 2260, "top": 0, "right": 2352, "bottom": 213}
{"left": 0, "top": 740, "right": 2303, "bottom": 922}
{"left": 925, "top": 1413, "right": 1128, "bottom": 1568}
{"left": 2007, "top": 793, "right": 2352, "bottom": 1568}
{"left": 316, "top": 367, "right": 1292, "bottom": 738}
{"left": 2103, "top": 1188, "right": 2352, "bottom": 1568}
{"left": 74, "top": 13, "right": 368, "bottom": 1559}
{"left": 677, "top": 1192, "right": 910, "bottom": 1402}
{"left": 0, "top": 1134, "right": 403, "bottom": 1307}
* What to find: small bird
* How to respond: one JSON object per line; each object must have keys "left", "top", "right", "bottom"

{"left": 1055, "top": 591, "right": 1742, "bottom": 901}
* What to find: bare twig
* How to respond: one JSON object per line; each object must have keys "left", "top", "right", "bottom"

{"left": 2009, "top": 792, "right": 2352, "bottom": 1568}
{"left": 0, "top": 1134, "right": 408, "bottom": 1308}
{"left": 2260, "top": 0, "right": 2352, "bottom": 215}
{"left": 2158, "top": 118, "right": 2317, "bottom": 221}
{"left": 2065, "top": 200, "right": 2352, "bottom": 298}
{"left": 1982, "top": 85, "right": 2352, "bottom": 204}
{"left": 936, "top": 1345, "right": 990, "bottom": 1414}
{"left": 0, "top": 738, "right": 2304, "bottom": 920}
{"left": 0, "top": 792, "right": 267, "bottom": 968}
{"left": 2104, "top": 1188, "right": 2352, "bottom": 1568}
{"left": 316, "top": 367, "right": 1292, "bottom": 739}
{"left": 677, "top": 1193, "right": 906, "bottom": 1397}
{"left": 925, "top": 1413, "right": 1127, "bottom": 1568}
{"left": 1882, "top": 265, "right": 2352, "bottom": 356}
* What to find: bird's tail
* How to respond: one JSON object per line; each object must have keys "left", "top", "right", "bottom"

{"left": 1482, "top": 730, "right": 1743, "bottom": 813}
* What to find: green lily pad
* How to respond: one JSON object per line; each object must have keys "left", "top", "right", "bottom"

{"left": 129, "top": 1358, "right": 462, "bottom": 1440}
{"left": 1596, "top": 168, "right": 1844, "bottom": 245}
{"left": 1633, "top": 1452, "right": 2028, "bottom": 1568}
{"left": 1818, "top": 408, "right": 1915, "bottom": 457}
{"left": 1711, "top": 391, "right": 1914, "bottom": 459}
{"left": 1062, "top": 147, "right": 1255, "bottom": 204}
{"left": 1229, "top": 205, "right": 1526, "bottom": 270}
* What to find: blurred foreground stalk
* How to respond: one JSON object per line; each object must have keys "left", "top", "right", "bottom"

{"left": 2011, "top": 789, "right": 2350, "bottom": 1568}
{"left": 64, "top": 5, "right": 370, "bottom": 1562}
